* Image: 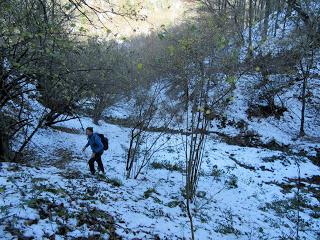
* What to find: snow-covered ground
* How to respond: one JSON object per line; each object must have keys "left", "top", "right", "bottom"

{"left": 1, "top": 3, "right": 320, "bottom": 239}
{"left": 218, "top": 75, "right": 320, "bottom": 151}
{"left": 2, "top": 60, "right": 319, "bottom": 240}
{"left": 1, "top": 116, "right": 319, "bottom": 239}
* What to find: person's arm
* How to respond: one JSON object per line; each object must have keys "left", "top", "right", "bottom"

{"left": 93, "top": 134, "right": 104, "bottom": 153}
{"left": 82, "top": 141, "right": 89, "bottom": 152}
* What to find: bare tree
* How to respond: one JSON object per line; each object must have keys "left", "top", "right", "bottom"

{"left": 126, "top": 83, "right": 173, "bottom": 179}
{"left": 0, "top": 0, "right": 143, "bottom": 161}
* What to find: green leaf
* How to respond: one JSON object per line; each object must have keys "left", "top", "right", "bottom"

{"left": 190, "top": 24, "right": 197, "bottom": 32}
{"left": 12, "top": 62, "right": 21, "bottom": 68}
{"left": 137, "top": 63, "right": 143, "bottom": 71}
{"left": 64, "top": 3, "right": 73, "bottom": 10}
{"left": 226, "top": 76, "right": 236, "bottom": 84}
{"left": 167, "top": 45, "right": 175, "bottom": 56}
{"left": 158, "top": 33, "right": 165, "bottom": 40}
{"left": 79, "top": 26, "right": 87, "bottom": 32}
{"left": 197, "top": 106, "right": 204, "bottom": 112}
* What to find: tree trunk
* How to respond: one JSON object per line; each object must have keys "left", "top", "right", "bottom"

{"left": 186, "top": 198, "right": 195, "bottom": 240}
{"left": 93, "top": 98, "right": 105, "bottom": 125}
{"left": 0, "top": 51, "right": 10, "bottom": 162}
{"left": 0, "top": 130, "right": 10, "bottom": 162}
{"left": 262, "top": 0, "right": 271, "bottom": 41}
{"left": 274, "top": 0, "right": 280, "bottom": 37}
{"left": 299, "top": 78, "right": 307, "bottom": 137}
{"left": 247, "top": 0, "right": 254, "bottom": 58}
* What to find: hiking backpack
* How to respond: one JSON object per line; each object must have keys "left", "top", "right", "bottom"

{"left": 98, "top": 133, "right": 109, "bottom": 151}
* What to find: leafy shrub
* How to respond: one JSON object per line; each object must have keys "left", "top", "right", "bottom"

{"left": 211, "top": 165, "right": 224, "bottom": 180}
{"left": 226, "top": 174, "right": 238, "bottom": 189}
{"left": 216, "top": 209, "right": 241, "bottom": 236}
{"left": 151, "top": 161, "right": 183, "bottom": 172}
{"left": 167, "top": 200, "right": 180, "bottom": 208}
{"left": 144, "top": 187, "right": 157, "bottom": 199}
{"left": 101, "top": 176, "right": 123, "bottom": 187}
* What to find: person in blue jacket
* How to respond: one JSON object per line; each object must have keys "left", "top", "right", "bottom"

{"left": 82, "top": 127, "right": 104, "bottom": 175}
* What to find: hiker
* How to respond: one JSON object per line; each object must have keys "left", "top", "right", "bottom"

{"left": 82, "top": 127, "right": 105, "bottom": 175}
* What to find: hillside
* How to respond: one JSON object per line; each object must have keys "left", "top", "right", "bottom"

{"left": 1, "top": 0, "right": 320, "bottom": 239}
{"left": 1, "top": 63, "right": 320, "bottom": 239}
{"left": 1, "top": 104, "right": 320, "bottom": 239}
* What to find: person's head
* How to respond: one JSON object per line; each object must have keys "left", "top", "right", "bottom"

{"left": 86, "top": 127, "right": 93, "bottom": 136}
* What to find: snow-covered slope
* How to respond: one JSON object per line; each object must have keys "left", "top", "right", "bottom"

{"left": 1, "top": 116, "right": 319, "bottom": 239}
{"left": 1, "top": 3, "right": 320, "bottom": 239}
{"left": 216, "top": 75, "right": 320, "bottom": 152}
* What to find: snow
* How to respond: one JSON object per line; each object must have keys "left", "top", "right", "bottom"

{"left": 240, "top": 9, "right": 298, "bottom": 61}
{"left": 3, "top": 76, "right": 319, "bottom": 239}
{"left": 2, "top": 51, "right": 319, "bottom": 240}
{"left": 1, "top": 115, "right": 319, "bottom": 239}
{"left": 1, "top": 2, "right": 320, "bottom": 239}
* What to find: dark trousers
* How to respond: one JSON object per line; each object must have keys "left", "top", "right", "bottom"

{"left": 88, "top": 152, "right": 104, "bottom": 174}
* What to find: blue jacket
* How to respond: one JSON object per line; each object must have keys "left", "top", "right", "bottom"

{"left": 85, "top": 133, "right": 104, "bottom": 154}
